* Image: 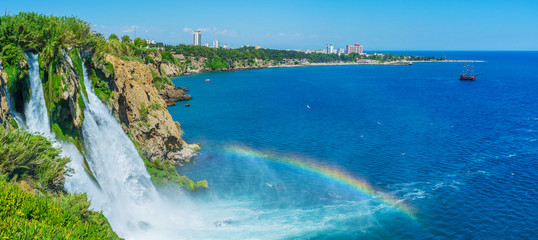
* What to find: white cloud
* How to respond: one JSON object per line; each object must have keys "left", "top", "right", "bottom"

{"left": 184, "top": 27, "right": 237, "bottom": 37}
{"left": 266, "top": 32, "right": 304, "bottom": 38}
{"left": 122, "top": 25, "right": 138, "bottom": 33}
{"left": 216, "top": 29, "right": 237, "bottom": 37}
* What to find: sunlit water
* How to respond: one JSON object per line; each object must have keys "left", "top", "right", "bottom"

{"left": 170, "top": 51, "right": 538, "bottom": 239}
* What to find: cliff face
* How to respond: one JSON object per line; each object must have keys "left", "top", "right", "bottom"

{"left": 1, "top": 48, "right": 196, "bottom": 164}
{"left": 45, "top": 56, "right": 86, "bottom": 134}
{"left": 99, "top": 55, "right": 194, "bottom": 162}
{"left": 0, "top": 69, "right": 13, "bottom": 126}
{"left": 162, "top": 55, "right": 276, "bottom": 77}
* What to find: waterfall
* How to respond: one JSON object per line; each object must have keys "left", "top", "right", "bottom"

{"left": 19, "top": 51, "right": 233, "bottom": 239}
{"left": 23, "top": 52, "right": 50, "bottom": 137}
{"left": 20, "top": 52, "right": 107, "bottom": 211}
{"left": 80, "top": 63, "right": 179, "bottom": 238}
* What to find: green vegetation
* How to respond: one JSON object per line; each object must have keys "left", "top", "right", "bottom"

{"left": 88, "top": 67, "right": 112, "bottom": 103}
{"left": 205, "top": 57, "right": 230, "bottom": 70}
{"left": 138, "top": 102, "right": 149, "bottom": 123}
{"left": 150, "top": 101, "right": 162, "bottom": 111}
{"left": 0, "top": 12, "right": 91, "bottom": 68}
{"left": 144, "top": 158, "right": 208, "bottom": 191}
{"left": 0, "top": 127, "right": 118, "bottom": 239}
{"left": 1, "top": 44, "right": 30, "bottom": 112}
{"left": 152, "top": 70, "right": 171, "bottom": 90}
{"left": 68, "top": 48, "right": 88, "bottom": 98}
{"left": 121, "top": 35, "right": 131, "bottom": 43}
{"left": 160, "top": 51, "right": 178, "bottom": 65}
{"left": 165, "top": 45, "right": 447, "bottom": 71}
{"left": 0, "top": 127, "right": 70, "bottom": 192}
{"left": 0, "top": 179, "right": 119, "bottom": 239}
{"left": 108, "top": 33, "right": 119, "bottom": 42}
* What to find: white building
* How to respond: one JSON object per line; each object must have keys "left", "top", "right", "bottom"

{"left": 326, "top": 44, "right": 334, "bottom": 54}
{"left": 223, "top": 44, "right": 229, "bottom": 49}
{"left": 213, "top": 40, "right": 220, "bottom": 48}
{"left": 203, "top": 43, "right": 210, "bottom": 47}
{"left": 193, "top": 31, "right": 202, "bottom": 46}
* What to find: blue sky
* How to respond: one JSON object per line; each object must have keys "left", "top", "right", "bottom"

{"left": 4, "top": 0, "right": 538, "bottom": 50}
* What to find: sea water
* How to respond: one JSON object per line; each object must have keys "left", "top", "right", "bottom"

{"left": 169, "top": 51, "right": 538, "bottom": 239}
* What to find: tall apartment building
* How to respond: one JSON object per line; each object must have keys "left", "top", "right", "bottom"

{"left": 346, "top": 44, "right": 363, "bottom": 54}
{"left": 213, "top": 39, "right": 219, "bottom": 48}
{"left": 193, "top": 31, "right": 202, "bottom": 46}
{"left": 326, "top": 44, "right": 334, "bottom": 54}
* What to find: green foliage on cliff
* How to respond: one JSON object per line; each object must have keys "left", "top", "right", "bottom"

{"left": 205, "top": 57, "right": 230, "bottom": 70}
{"left": 1, "top": 44, "right": 30, "bottom": 111}
{"left": 87, "top": 67, "right": 112, "bottom": 103}
{"left": 152, "top": 70, "right": 171, "bottom": 90}
{"left": 160, "top": 51, "right": 177, "bottom": 65}
{"left": 138, "top": 102, "right": 149, "bottom": 123}
{"left": 0, "top": 128, "right": 119, "bottom": 239}
{"left": 0, "top": 127, "right": 70, "bottom": 192}
{"left": 0, "top": 179, "right": 120, "bottom": 239}
{"left": 144, "top": 158, "right": 208, "bottom": 191}
{"left": 0, "top": 12, "right": 91, "bottom": 68}
{"left": 69, "top": 48, "right": 88, "bottom": 99}
{"left": 166, "top": 45, "right": 446, "bottom": 67}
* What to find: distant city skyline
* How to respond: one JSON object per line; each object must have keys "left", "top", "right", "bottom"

{"left": 4, "top": 0, "right": 538, "bottom": 50}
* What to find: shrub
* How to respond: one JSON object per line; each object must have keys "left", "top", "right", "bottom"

{"left": 0, "top": 178, "right": 119, "bottom": 239}
{"left": 143, "top": 158, "right": 208, "bottom": 191}
{"left": 139, "top": 102, "right": 149, "bottom": 123}
{"left": 0, "top": 127, "right": 70, "bottom": 192}
{"left": 152, "top": 71, "right": 171, "bottom": 90}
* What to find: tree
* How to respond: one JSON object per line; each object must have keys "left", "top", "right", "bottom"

{"left": 121, "top": 35, "right": 131, "bottom": 43}
{"left": 133, "top": 37, "right": 147, "bottom": 48}
{"left": 108, "top": 33, "right": 119, "bottom": 41}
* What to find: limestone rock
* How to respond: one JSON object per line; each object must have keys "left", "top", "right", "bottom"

{"left": 103, "top": 55, "right": 189, "bottom": 162}
{"left": 0, "top": 68, "right": 12, "bottom": 126}
{"left": 161, "top": 62, "right": 181, "bottom": 77}
{"left": 158, "top": 84, "right": 191, "bottom": 106}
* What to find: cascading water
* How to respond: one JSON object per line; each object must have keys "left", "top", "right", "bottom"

{"left": 79, "top": 63, "right": 189, "bottom": 238}
{"left": 20, "top": 52, "right": 106, "bottom": 211}
{"left": 23, "top": 52, "right": 50, "bottom": 137}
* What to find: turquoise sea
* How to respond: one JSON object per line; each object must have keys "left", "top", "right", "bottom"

{"left": 169, "top": 51, "right": 538, "bottom": 239}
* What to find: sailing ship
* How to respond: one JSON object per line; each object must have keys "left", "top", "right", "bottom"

{"left": 459, "top": 62, "right": 478, "bottom": 80}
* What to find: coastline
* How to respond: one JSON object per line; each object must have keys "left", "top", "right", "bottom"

{"left": 169, "top": 59, "right": 486, "bottom": 78}
{"left": 267, "top": 60, "right": 486, "bottom": 68}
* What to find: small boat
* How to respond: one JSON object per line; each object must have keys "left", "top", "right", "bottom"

{"left": 459, "top": 63, "right": 478, "bottom": 80}
{"left": 205, "top": 79, "right": 210, "bottom": 82}
{"left": 185, "top": 103, "right": 190, "bottom": 107}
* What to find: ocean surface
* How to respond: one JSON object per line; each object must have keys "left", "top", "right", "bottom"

{"left": 169, "top": 51, "right": 538, "bottom": 239}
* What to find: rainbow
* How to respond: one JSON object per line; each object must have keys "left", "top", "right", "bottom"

{"left": 224, "top": 145, "right": 417, "bottom": 220}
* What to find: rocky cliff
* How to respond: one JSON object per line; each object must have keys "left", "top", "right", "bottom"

{"left": 0, "top": 68, "right": 13, "bottom": 127}
{"left": 91, "top": 54, "right": 196, "bottom": 163}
